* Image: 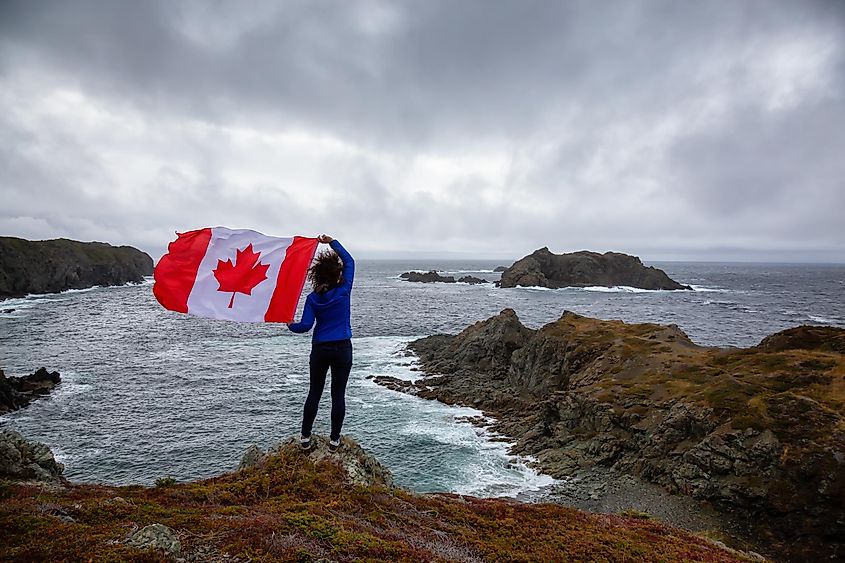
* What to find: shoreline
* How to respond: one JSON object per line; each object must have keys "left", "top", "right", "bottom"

{"left": 376, "top": 369, "right": 764, "bottom": 556}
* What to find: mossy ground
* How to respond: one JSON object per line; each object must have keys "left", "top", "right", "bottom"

{"left": 0, "top": 448, "right": 751, "bottom": 562}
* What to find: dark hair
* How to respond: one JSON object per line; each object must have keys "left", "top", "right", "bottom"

{"left": 308, "top": 250, "right": 344, "bottom": 292}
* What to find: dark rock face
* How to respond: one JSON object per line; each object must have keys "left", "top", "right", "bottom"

{"left": 389, "top": 310, "right": 845, "bottom": 561}
{"left": 498, "top": 247, "right": 690, "bottom": 290}
{"left": 493, "top": 266, "right": 508, "bottom": 272}
{"left": 0, "top": 367, "right": 61, "bottom": 414}
{"left": 0, "top": 237, "right": 154, "bottom": 299}
{"left": 0, "top": 429, "right": 65, "bottom": 482}
{"left": 400, "top": 271, "right": 456, "bottom": 283}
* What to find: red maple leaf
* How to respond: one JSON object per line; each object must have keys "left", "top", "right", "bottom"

{"left": 213, "top": 244, "right": 271, "bottom": 308}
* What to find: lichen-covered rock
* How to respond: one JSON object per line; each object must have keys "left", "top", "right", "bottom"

{"left": 0, "top": 429, "right": 64, "bottom": 482}
{"left": 127, "top": 523, "right": 181, "bottom": 555}
{"left": 239, "top": 436, "right": 393, "bottom": 488}
{"left": 498, "top": 247, "right": 690, "bottom": 290}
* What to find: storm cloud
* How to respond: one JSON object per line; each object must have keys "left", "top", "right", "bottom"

{"left": 1, "top": 0, "right": 843, "bottom": 260}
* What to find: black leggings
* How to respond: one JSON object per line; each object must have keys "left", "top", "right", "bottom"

{"left": 301, "top": 339, "right": 352, "bottom": 441}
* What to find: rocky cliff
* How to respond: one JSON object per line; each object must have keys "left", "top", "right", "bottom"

{"left": 0, "top": 237, "right": 153, "bottom": 299}
{"left": 498, "top": 247, "right": 691, "bottom": 290}
{"left": 0, "top": 431, "right": 753, "bottom": 562}
{"left": 399, "top": 310, "right": 844, "bottom": 561}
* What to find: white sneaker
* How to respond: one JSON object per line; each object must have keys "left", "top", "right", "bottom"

{"left": 300, "top": 435, "right": 312, "bottom": 451}
{"left": 328, "top": 438, "right": 341, "bottom": 452}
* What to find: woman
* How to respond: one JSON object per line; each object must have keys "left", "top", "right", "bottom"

{"left": 287, "top": 234, "right": 354, "bottom": 452}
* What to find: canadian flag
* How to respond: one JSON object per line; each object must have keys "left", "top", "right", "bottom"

{"left": 153, "top": 227, "right": 318, "bottom": 323}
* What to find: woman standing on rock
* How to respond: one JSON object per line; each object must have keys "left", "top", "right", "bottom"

{"left": 287, "top": 234, "right": 354, "bottom": 452}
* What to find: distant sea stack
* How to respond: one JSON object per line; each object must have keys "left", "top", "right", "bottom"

{"left": 498, "top": 248, "right": 691, "bottom": 290}
{"left": 0, "top": 237, "right": 153, "bottom": 299}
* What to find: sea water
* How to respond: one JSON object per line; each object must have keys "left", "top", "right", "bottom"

{"left": 1, "top": 260, "right": 843, "bottom": 496}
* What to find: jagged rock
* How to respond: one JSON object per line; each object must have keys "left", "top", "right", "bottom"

{"left": 400, "top": 271, "right": 456, "bottom": 283}
{"left": 0, "top": 367, "right": 61, "bottom": 414}
{"left": 239, "top": 436, "right": 393, "bottom": 488}
{"left": 493, "top": 266, "right": 508, "bottom": 272}
{"left": 0, "top": 429, "right": 64, "bottom": 482}
{"left": 498, "top": 247, "right": 690, "bottom": 290}
{"left": 127, "top": 523, "right": 181, "bottom": 555}
{"left": 0, "top": 236, "right": 153, "bottom": 299}
{"left": 384, "top": 309, "right": 845, "bottom": 561}
{"left": 371, "top": 375, "right": 418, "bottom": 393}
{"left": 457, "top": 275, "right": 488, "bottom": 284}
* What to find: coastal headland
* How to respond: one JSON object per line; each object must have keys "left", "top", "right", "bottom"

{"left": 0, "top": 237, "right": 153, "bottom": 299}
{"left": 378, "top": 309, "right": 844, "bottom": 561}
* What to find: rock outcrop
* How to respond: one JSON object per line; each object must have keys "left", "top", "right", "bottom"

{"left": 0, "top": 237, "right": 153, "bottom": 299}
{"left": 0, "top": 429, "right": 65, "bottom": 482}
{"left": 498, "top": 248, "right": 690, "bottom": 290}
{"left": 388, "top": 309, "right": 844, "bottom": 561}
{"left": 400, "top": 271, "right": 489, "bottom": 285}
{"left": 0, "top": 368, "right": 61, "bottom": 414}
{"left": 239, "top": 435, "right": 394, "bottom": 488}
{"left": 400, "top": 270, "right": 456, "bottom": 283}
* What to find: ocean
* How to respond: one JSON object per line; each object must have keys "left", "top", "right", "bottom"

{"left": 1, "top": 260, "right": 843, "bottom": 498}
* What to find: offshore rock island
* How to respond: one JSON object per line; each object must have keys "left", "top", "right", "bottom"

{"left": 498, "top": 247, "right": 691, "bottom": 290}
{"left": 0, "top": 236, "right": 153, "bottom": 299}
{"left": 0, "top": 368, "right": 61, "bottom": 415}
{"left": 387, "top": 310, "right": 844, "bottom": 561}
{"left": 0, "top": 430, "right": 755, "bottom": 562}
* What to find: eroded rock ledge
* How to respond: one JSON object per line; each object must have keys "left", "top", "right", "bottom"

{"left": 498, "top": 247, "right": 691, "bottom": 289}
{"left": 389, "top": 309, "right": 844, "bottom": 561}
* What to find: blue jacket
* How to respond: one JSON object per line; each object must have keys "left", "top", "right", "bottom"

{"left": 288, "top": 240, "right": 354, "bottom": 342}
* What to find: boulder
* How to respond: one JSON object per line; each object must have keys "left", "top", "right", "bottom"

{"left": 0, "top": 429, "right": 64, "bottom": 482}
{"left": 498, "top": 247, "right": 690, "bottom": 290}
{"left": 493, "top": 266, "right": 508, "bottom": 272}
{"left": 127, "top": 523, "right": 181, "bottom": 555}
{"left": 239, "top": 436, "right": 393, "bottom": 488}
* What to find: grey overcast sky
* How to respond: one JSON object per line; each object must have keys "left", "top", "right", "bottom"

{"left": 1, "top": 1, "right": 843, "bottom": 262}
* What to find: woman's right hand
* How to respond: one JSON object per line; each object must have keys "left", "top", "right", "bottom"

{"left": 318, "top": 234, "right": 334, "bottom": 244}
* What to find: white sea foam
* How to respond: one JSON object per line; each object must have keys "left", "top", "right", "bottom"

{"left": 443, "top": 269, "right": 497, "bottom": 274}
{"left": 580, "top": 285, "right": 658, "bottom": 293}
{"left": 688, "top": 285, "right": 725, "bottom": 292}
{"left": 354, "top": 336, "right": 557, "bottom": 498}
{"left": 808, "top": 315, "right": 840, "bottom": 324}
